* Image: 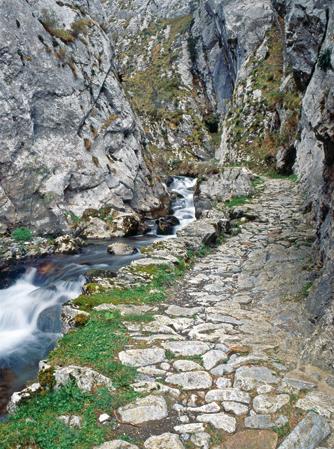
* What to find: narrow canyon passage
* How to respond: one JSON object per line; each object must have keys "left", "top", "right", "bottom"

{"left": 105, "top": 178, "right": 334, "bottom": 449}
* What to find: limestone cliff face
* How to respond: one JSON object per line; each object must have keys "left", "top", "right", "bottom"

{"left": 107, "top": 0, "right": 273, "bottom": 174}
{"left": 0, "top": 0, "right": 166, "bottom": 234}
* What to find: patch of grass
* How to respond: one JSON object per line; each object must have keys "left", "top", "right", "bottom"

{"left": 0, "top": 381, "right": 139, "bottom": 449}
{"left": 50, "top": 28, "right": 76, "bottom": 44}
{"left": 165, "top": 350, "right": 175, "bottom": 360}
{"left": 251, "top": 176, "right": 265, "bottom": 188}
{"left": 50, "top": 311, "right": 136, "bottom": 384}
{"left": 224, "top": 195, "right": 249, "bottom": 208}
{"left": 273, "top": 422, "right": 291, "bottom": 439}
{"left": 74, "top": 261, "right": 188, "bottom": 311}
{"left": 11, "top": 227, "right": 33, "bottom": 242}
{"left": 265, "top": 172, "right": 298, "bottom": 182}
{"left": 301, "top": 281, "right": 313, "bottom": 298}
{"left": 122, "top": 313, "right": 154, "bottom": 323}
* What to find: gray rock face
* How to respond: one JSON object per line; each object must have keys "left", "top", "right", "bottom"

{"left": 277, "top": 412, "right": 331, "bottom": 449}
{"left": 0, "top": 0, "right": 164, "bottom": 234}
{"left": 284, "top": 0, "right": 328, "bottom": 90}
{"left": 292, "top": 2, "right": 334, "bottom": 370}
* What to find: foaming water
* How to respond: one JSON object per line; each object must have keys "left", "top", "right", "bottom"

{"left": 170, "top": 176, "right": 197, "bottom": 232}
{"left": 0, "top": 268, "right": 84, "bottom": 368}
{"left": 0, "top": 176, "right": 197, "bottom": 413}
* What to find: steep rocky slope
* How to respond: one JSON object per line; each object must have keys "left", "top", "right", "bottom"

{"left": 0, "top": 0, "right": 167, "bottom": 235}
{"left": 107, "top": 0, "right": 273, "bottom": 173}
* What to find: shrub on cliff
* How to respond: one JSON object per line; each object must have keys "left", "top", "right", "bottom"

{"left": 11, "top": 227, "right": 33, "bottom": 242}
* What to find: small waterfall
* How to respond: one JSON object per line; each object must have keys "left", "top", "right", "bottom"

{"left": 169, "top": 176, "right": 197, "bottom": 232}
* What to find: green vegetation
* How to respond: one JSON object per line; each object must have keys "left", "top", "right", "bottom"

{"left": 40, "top": 10, "right": 92, "bottom": 44}
{"left": 224, "top": 195, "right": 249, "bottom": 208}
{"left": 0, "top": 381, "right": 138, "bottom": 449}
{"left": 273, "top": 422, "right": 291, "bottom": 439}
{"left": 318, "top": 48, "right": 332, "bottom": 72}
{"left": 11, "top": 227, "right": 33, "bottom": 242}
{"left": 265, "top": 172, "right": 298, "bottom": 182}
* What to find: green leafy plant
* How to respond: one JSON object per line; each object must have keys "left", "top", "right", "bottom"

{"left": 11, "top": 227, "right": 33, "bottom": 242}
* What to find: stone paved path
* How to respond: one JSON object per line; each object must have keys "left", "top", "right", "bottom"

{"left": 96, "top": 179, "right": 334, "bottom": 449}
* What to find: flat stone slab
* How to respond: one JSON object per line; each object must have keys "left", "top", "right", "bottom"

{"left": 162, "top": 341, "right": 210, "bottom": 356}
{"left": 253, "top": 394, "right": 290, "bottom": 414}
{"left": 187, "top": 402, "right": 221, "bottom": 413}
{"left": 278, "top": 412, "right": 331, "bottom": 449}
{"left": 144, "top": 433, "right": 185, "bottom": 449}
{"left": 119, "top": 348, "right": 165, "bottom": 367}
{"left": 223, "top": 401, "right": 249, "bottom": 415}
{"left": 234, "top": 366, "right": 279, "bottom": 391}
{"left": 222, "top": 430, "right": 278, "bottom": 449}
{"left": 197, "top": 412, "right": 236, "bottom": 432}
{"left": 166, "top": 371, "right": 212, "bottom": 390}
{"left": 205, "top": 388, "right": 251, "bottom": 404}
{"left": 117, "top": 395, "right": 168, "bottom": 425}
{"left": 174, "top": 423, "right": 205, "bottom": 434}
{"left": 173, "top": 360, "right": 203, "bottom": 372}
{"left": 94, "top": 442, "right": 139, "bottom": 449}
{"left": 166, "top": 305, "right": 203, "bottom": 317}
{"left": 202, "top": 350, "right": 228, "bottom": 370}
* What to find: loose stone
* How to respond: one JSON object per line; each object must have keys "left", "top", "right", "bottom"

{"left": 166, "top": 305, "right": 203, "bottom": 317}
{"left": 119, "top": 348, "right": 166, "bottom": 367}
{"left": 163, "top": 341, "right": 211, "bottom": 356}
{"left": 197, "top": 412, "right": 236, "bottom": 432}
{"left": 94, "top": 442, "right": 139, "bottom": 449}
{"left": 253, "top": 394, "right": 290, "bottom": 414}
{"left": 191, "top": 432, "right": 211, "bottom": 449}
{"left": 244, "top": 414, "right": 274, "bottom": 429}
{"left": 166, "top": 371, "right": 212, "bottom": 390}
{"left": 98, "top": 413, "right": 111, "bottom": 424}
{"left": 173, "top": 360, "right": 203, "bottom": 372}
{"left": 205, "top": 388, "right": 251, "bottom": 404}
{"left": 202, "top": 350, "right": 228, "bottom": 370}
{"left": 174, "top": 423, "right": 206, "bottom": 434}
{"left": 144, "top": 433, "right": 185, "bottom": 449}
{"left": 222, "top": 401, "right": 249, "bottom": 415}
{"left": 117, "top": 395, "right": 168, "bottom": 425}
{"left": 187, "top": 402, "right": 221, "bottom": 413}
{"left": 234, "top": 366, "right": 279, "bottom": 391}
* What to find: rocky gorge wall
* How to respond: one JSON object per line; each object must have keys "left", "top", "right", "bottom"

{"left": 214, "top": 0, "right": 334, "bottom": 370}
{"left": 0, "top": 0, "right": 167, "bottom": 235}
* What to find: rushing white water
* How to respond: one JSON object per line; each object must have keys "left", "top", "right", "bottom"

{"left": 0, "top": 268, "right": 84, "bottom": 366}
{"left": 169, "top": 176, "right": 197, "bottom": 233}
